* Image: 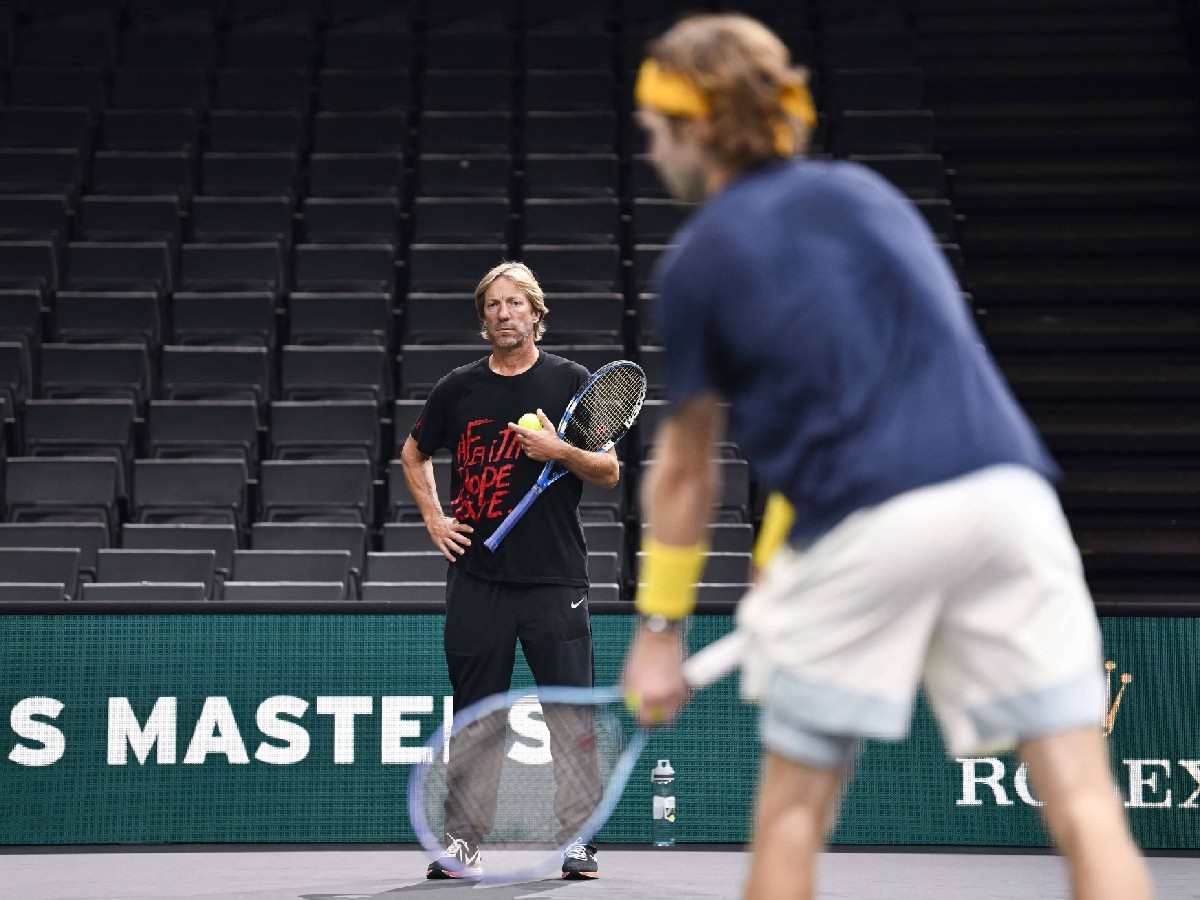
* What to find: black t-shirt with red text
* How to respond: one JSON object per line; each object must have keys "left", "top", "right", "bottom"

{"left": 411, "top": 350, "right": 590, "bottom": 586}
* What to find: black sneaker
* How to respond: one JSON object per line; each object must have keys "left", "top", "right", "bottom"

{"left": 426, "top": 834, "right": 482, "bottom": 879}
{"left": 561, "top": 838, "right": 599, "bottom": 879}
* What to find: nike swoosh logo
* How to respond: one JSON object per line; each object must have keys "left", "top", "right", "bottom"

{"left": 571, "top": 594, "right": 586, "bottom": 609}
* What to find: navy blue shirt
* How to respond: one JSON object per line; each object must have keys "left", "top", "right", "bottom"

{"left": 655, "top": 159, "right": 1057, "bottom": 543}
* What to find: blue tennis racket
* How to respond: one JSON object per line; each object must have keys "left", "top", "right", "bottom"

{"left": 484, "top": 359, "right": 647, "bottom": 553}
{"left": 407, "top": 630, "right": 747, "bottom": 883}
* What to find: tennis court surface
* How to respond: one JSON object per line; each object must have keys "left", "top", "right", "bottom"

{"left": 2, "top": 847, "right": 1198, "bottom": 899}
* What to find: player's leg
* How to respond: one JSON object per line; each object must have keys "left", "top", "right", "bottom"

{"left": 924, "top": 466, "right": 1150, "bottom": 900}
{"left": 441, "top": 568, "right": 518, "bottom": 854}
{"left": 744, "top": 749, "right": 849, "bottom": 900}
{"left": 1020, "top": 727, "right": 1152, "bottom": 900}
{"left": 517, "top": 583, "right": 602, "bottom": 872}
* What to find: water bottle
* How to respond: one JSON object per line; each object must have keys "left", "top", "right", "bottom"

{"left": 651, "top": 758, "right": 676, "bottom": 847}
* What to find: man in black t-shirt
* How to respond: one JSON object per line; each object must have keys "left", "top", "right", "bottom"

{"left": 400, "top": 261, "right": 619, "bottom": 880}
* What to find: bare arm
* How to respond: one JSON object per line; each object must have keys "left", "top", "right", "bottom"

{"left": 399, "top": 435, "right": 473, "bottom": 562}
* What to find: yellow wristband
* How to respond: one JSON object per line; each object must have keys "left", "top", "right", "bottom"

{"left": 752, "top": 492, "right": 795, "bottom": 570}
{"left": 635, "top": 538, "right": 707, "bottom": 619}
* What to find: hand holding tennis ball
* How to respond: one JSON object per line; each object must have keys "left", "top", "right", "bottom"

{"left": 517, "top": 412, "right": 542, "bottom": 430}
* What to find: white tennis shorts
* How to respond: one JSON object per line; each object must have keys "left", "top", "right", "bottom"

{"left": 740, "top": 465, "right": 1105, "bottom": 768}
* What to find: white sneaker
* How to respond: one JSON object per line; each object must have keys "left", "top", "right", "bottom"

{"left": 561, "top": 837, "right": 599, "bottom": 879}
{"left": 426, "top": 833, "right": 482, "bottom": 879}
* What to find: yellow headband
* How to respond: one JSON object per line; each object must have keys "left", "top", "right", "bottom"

{"left": 634, "top": 58, "right": 817, "bottom": 155}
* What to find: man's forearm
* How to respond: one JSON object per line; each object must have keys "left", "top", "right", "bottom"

{"left": 643, "top": 451, "right": 716, "bottom": 546}
{"left": 400, "top": 441, "right": 447, "bottom": 525}
{"left": 559, "top": 446, "right": 619, "bottom": 487}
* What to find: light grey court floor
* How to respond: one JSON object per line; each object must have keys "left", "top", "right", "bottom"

{"left": 2, "top": 848, "right": 1198, "bottom": 900}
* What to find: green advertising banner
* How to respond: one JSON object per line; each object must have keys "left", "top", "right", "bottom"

{"left": 1, "top": 614, "right": 1196, "bottom": 848}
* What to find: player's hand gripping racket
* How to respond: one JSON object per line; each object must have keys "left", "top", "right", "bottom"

{"left": 407, "top": 629, "right": 747, "bottom": 883}
{"left": 484, "top": 359, "right": 647, "bottom": 553}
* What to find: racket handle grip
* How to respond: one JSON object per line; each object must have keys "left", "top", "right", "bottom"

{"left": 484, "top": 484, "right": 543, "bottom": 552}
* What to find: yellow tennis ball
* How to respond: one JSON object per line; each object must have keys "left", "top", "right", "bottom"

{"left": 517, "top": 412, "right": 542, "bottom": 430}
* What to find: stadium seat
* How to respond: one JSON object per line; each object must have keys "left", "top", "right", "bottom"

{"left": 280, "top": 345, "right": 390, "bottom": 407}
{"left": 53, "top": 293, "right": 161, "bottom": 346}
{"left": 40, "top": 343, "right": 151, "bottom": 407}
{"left": 0, "top": 583, "right": 71, "bottom": 603}
{"left": 0, "top": 107, "right": 91, "bottom": 151}
{"left": 579, "top": 464, "right": 625, "bottom": 522}
{"left": 231, "top": 550, "right": 352, "bottom": 600}
{"left": 80, "top": 581, "right": 207, "bottom": 602}
{"left": 63, "top": 242, "right": 172, "bottom": 293}
{"left": 399, "top": 344, "right": 485, "bottom": 397}
{"left": 121, "top": 523, "right": 237, "bottom": 578}
{"left": 77, "top": 196, "right": 181, "bottom": 244}
{"left": 408, "top": 244, "right": 507, "bottom": 292}
{"left": 101, "top": 109, "right": 198, "bottom": 151}
{"left": 303, "top": 198, "right": 400, "bottom": 245}
{"left": 526, "top": 70, "right": 612, "bottom": 111}
{"left": 308, "top": 153, "right": 404, "bottom": 197}
{"left": 587, "top": 551, "right": 619, "bottom": 585}
{"left": 313, "top": 112, "right": 407, "bottom": 153}
{"left": 0, "top": 294, "right": 41, "bottom": 363}
{"left": 288, "top": 293, "right": 391, "bottom": 347}
{"left": 224, "top": 32, "right": 315, "bottom": 70}
{"left": 540, "top": 293, "right": 623, "bottom": 343}
{"left": 10, "top": 67, "right": 108, "bottom": 110}
{"left": 0, "top": 149, "right": 83, "bottom": 195}
{"left": 147, "top": 400, "right": 260, "bottom": 466}
{"left": 96, "top": 548, "right": 217, "bottom": 600}
{"left": 91, "top": 150, "right": 194, "bottom": 196}
{"left": 324, "top": 32, "right": 412, "bottom": 70}
{"left": 419, "top": 112, "right": 510, "bottom": 153}
{"left": 0, "top": 241, "right": 59, "bottom": 292}
{"left": 523, "top": 244, "right": 620, "bottom": 292}
{"left": 525, "top": 34, "right": 612, "bottom": 70}
{"left": 412, "top": 198, "right": 508, "bottom": 244}
{"left": 208, "top": 111, "right": 305, "bottom": 153}
{"left": 179, "top": 243, "right": 282, "bottom": 295}
{"left": 525, "top": 154, "right": 618, "bottom": 197}
{"left": 524, "top": 199, "right": 619, "bottom": 244}
{"left": 403, "top": 293, "right": 483, "bottom": 344}
{"left": 220, "top": 581, "right": 346, "bottom": 603}
{"left": 259, "top": 459, "right": 374, "bottom": 524}
{"left": 111, "top": 67, "right": 210, "bottom": 109}
{"left": 23, "top": 399, "right": 136, "bottom": 494}
{"left": 849, "top": 154, "right": 948, "bottom": 198}
{"left": 0, "top": 522, "right": 108, "bottom": 580}
{"left": 133, "top": 458, "right": 248, "bottom": 529}
{"left": 427, "top": 33, "right": 514, "bottom": 70}
{"left": 392, "top": 400, "right": 424, "bottom": 452}
{"left": 831, "top": 67, "right": 924, "bottom": 111}
{"left": 418, "top": 154, "right": 511, "bottom": 197}
{"left": 200, "top": 153, "right": 299, "bottom": 197}
{"left": 382, "top": 522, "right": 434, "bottom": 552}
{"left": 214, "top": 68, "right": 309, "bottom": 111}
{"left": 269, "top": 401, "right": 381, "bottom": 467}
{"left": 191, "top": 197, "right": 293, "bottom": 246}
{"left": 160, "top": 345, "right": 271, "bottom": 408}
{"left": 360, "top": 581, "right": 446, "bottom": 603}
{"left": 122, "top": 33, "right": 216, "bottom": 69}
{"left": 318, "top": 69, "right": 409, "bottom": 111}
{"left": 250, "top": 521, "right": 367, "bottom": 580}
{"left": 631, "top": 155, "right": 670, "bottom": 198}
{"left": 0, "top": 547, "right": 79, "bottom": 600}
{"left": 293, "top": 244, "right": 395, "bottom": 293}
{"left": 525, "top": 111, "right": 617, "bottom": 153}
{"left": 366, "top": 551, "right": 447, "bottom": 582}
{"left": 0, "top": 194, "right": 71, "bottom": 243}
{"left": 6, "top": 457, "right": 120, "bottom": 534}
{"left": 424, "top": 70, "right": 510, "bottom": 111}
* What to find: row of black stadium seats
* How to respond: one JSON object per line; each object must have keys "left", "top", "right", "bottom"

{"left": 0, "top": 545, "right": 753, "bottom": 602}
{"left": 0, "top": 147, "right": 948, "bottom": 200}
{"left": 0, "top": 342, "right": 673, "bottom": 407}
{"left": 0, "top": 453, "right": 751, "bottom": 535}
{"left": 0, "top": 520, "right": 752, "bottom": 581}
{"left": 0, "top": 194, "right": 702, "bottom": 246}
{"left": 0, "top": 63, "right": 920, "bottom": 114}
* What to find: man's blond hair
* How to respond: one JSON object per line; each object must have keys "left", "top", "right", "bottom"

{"left": 646, "top": 14, "right": 812, "bottom": 170}
{"left": 473, "top": 261, "right": 549, "bottom": 342}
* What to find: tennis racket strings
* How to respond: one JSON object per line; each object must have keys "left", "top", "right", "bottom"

{"left": 564, "top": 363, "right": 647, "bottom": 452}
{"left": 409, "top": 688, "right": 644, "bottom": 882}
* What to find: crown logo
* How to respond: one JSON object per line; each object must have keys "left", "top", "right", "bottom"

{"left": 1104, "top": 660, "right": 1132, "bottom": 737}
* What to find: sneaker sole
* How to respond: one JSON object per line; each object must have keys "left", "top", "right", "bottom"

{"left": 562, "top": 871, "right": 600, "bottom": 880}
